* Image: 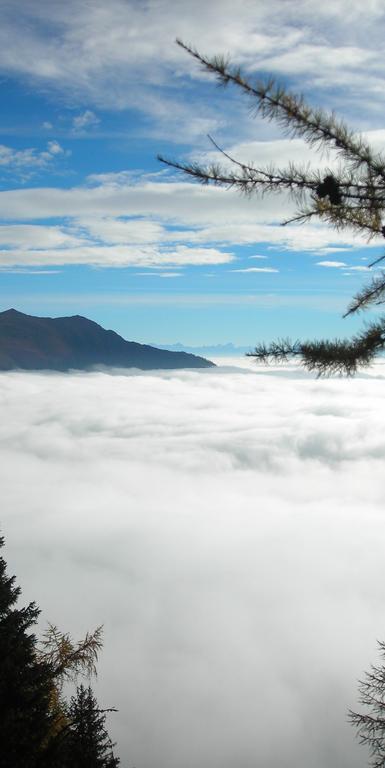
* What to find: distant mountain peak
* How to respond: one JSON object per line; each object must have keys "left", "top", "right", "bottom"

{"left": 0, "top": 309, "right": 215, "bottom": 371}
{"left": 3, "top": 308, "right": 22, "bottom": 316}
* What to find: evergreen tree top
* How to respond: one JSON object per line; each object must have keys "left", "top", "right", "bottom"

{"left": 0, "top": 536, "right": 53, "bottom": 768}
{"left": 64, "top": 684, "right": 120, "bottom": 768}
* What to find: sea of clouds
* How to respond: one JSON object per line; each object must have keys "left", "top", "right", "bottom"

{"left": 2, "top": 361, "right": 385, "bottom": 768}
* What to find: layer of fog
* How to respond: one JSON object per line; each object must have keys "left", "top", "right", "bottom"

{"left": 2, "top": 363, "right": 385, "bottom": 768}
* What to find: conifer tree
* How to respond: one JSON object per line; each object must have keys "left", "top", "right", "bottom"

{"left": 159, "top": 40, "right": 385, "bottom": 375}
{"left": 36, "top": 624, "right": 104, "bottom": 764}
{"left": 0, "top": 536, "right": 53, "bottom": 768}
{"left": 62, "top": 684, "right": 120, "bottom": 768}
{"left": 349, "top": 641, "right": 385, "bottom": 768}
{"left": 0, "top": 536, "right": 122, "bottom": 768}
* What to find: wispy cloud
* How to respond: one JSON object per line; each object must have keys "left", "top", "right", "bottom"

{"left": 134, "top": 271, "right": 182, "bottom": 278}
{"left": 230, "top": 267, "right": 279, "bottom": 273}
{"left": 72, "top": 110, "right": 100, "bottom": 132}
{"left": 317, "top": 261, "right": 374, "bottom": 271}
{"left": 317, "top": 261, "right": 348, "bottom": 268}
{"left": 0, "top": 239, "right": 234, "bottom": 268}
{"left": 0, "top": 268, "right": 61, "bottom": 274}
{"left": 1, "top": 0, "right": 385, "bottom": 140}
{"left": 0, "top": 141, "right": 69, "bottom": 177}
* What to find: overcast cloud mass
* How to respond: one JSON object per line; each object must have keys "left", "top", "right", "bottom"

{"left": 2, "top": 363, "right": 385, "bottom": 767}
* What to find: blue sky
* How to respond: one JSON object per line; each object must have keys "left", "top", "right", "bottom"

{"left": 1, "top": 0, "right": 385, "bottom": 347}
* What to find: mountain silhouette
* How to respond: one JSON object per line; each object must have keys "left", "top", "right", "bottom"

{"left": 0, "top": 309, "right": 214, "bottom": 371}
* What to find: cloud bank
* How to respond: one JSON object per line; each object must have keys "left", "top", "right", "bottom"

{"left": 0, "top": 173, "right": 377, "bottom": 268}
{"left": 2, "top": 364, "right": 385, "bottom": 767}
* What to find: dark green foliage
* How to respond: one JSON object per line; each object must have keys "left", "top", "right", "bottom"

{"left": 159, "top": 41, "right": 385, "bottom": 375}
{"left": 249, "top": 318, "right": 385, "bottom": 376}
{"left": 62, "top": 685, "right": 120, "bottom": 768}
{"left": 0, "top": 536, "right": 53, "bottom": 768}
{"left": 0, "top": 537, "right": 122, "bottom": 768}
{"left": 349, "top": 641, "right": 385, "bottom": 768}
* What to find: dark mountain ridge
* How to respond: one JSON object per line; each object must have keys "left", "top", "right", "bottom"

{"left": 0, "top": 309, "right": 214, "bottom": 371}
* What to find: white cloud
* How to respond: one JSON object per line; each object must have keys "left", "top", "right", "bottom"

{"left": 230, "top": 267, "right": 279, "bottom": 273}
{"left": 317, "top": 261, "right": 374, "bottom": 272}
{"left": 196, "top": 137, "right": 338, "bottom": 173}
{"left": 72, "top": 110, "right": 100, "bottom": 131}
{"left": 2, "top": 365, "right": 385, "bottom": 767}
{"left": 263, "top": 43, "right": 375, "bottom": 80}
{"left": 312, "top": 247, "right": 351, "bottom": 255}
{"left": 134, "top": 271, "right": 182, "bottom": 278}
{"left": 317, "top": 260, "right": 348, "bottom": 268}
{"left": 0, "top": 268, "right": 61, "bottom": 274}
{"left": 47, "top": 140, "right": 64, "bottom": 155}
{"left": 0, "top": 224, "right": 80, "bottom": 249}
{"left": 0, "top": 242, "right": 233, "bottom": 268}
{"left": 0, "top": 141, "right": 69, "bottom": 177}
{"left": 78, "top": 217, "right": 168, "bottom": 244}
{"left": 0, "top": 175, "right": 380, "bottom": 267}
{"left": 0, "top": 0, "right": 385, "bottom": 141}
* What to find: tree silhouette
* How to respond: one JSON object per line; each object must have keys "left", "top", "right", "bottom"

{"left": 62, "top": 685, "right": 120, "bottom": 768}
{"left": 0, "top": 535, "right": 122, "bottom": 767}
{"left": 159, "top": 40, "right": 385, "bottom": 375}
{"left": 349, "top": 641, "right": 385, "bottom": 768}
{"left": 36, "top": 623, "right": 104, "bottom": 758}
{"left": 0, "top": 536, "right": 53, "bottom": 768}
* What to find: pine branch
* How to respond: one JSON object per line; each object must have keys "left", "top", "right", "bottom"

{"left": 246, "top": 338, "right": 302, "bottom": 364}
{"left": 37, "top": 624, "right": 104, "bottom": 684}
{"left": 248, "top": 318, "right": 385, "bottom": 376}
{"left": 159, "top": 43, "right": 385, "bottom": 243}
{"left": 344, "top": 272, "right": 385, "bottom": 315}
{"left": 314, "top": 200, "right": 383, "bottom": 238}
{"left": 158, "top": 153, "right": 321, "bottom": 193}
{"left": 176, "top": 40, "right": 385, "bottom": 180}
{"left": 369, "top": 254, "right": 385, "bottom": 268}
{"left": 158, "top": 153, "right": 385, "bottom": 232}
{"left": 165, "top": 40, "right": 385, "bottom": 374}
{"left": 283, "top": 199, "right": 384, "bottom": 237}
